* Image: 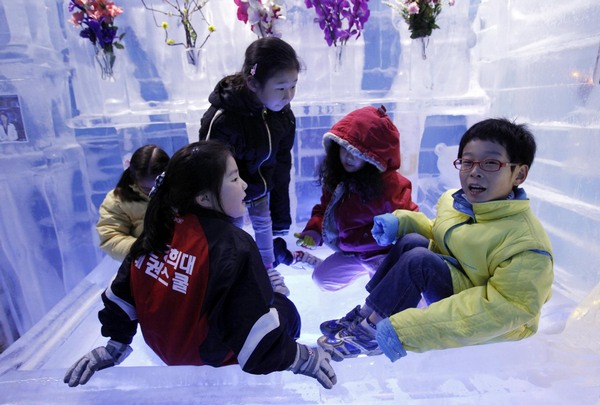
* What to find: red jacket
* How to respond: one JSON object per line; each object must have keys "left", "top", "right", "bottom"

{"left": 303, "top": 106, "right": 418, "bottom": 259}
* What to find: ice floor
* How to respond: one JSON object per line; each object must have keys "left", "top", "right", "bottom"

{"left": 1, "top": 232, "right": 599, "bottom": 405}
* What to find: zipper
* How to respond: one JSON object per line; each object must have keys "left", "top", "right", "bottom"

{"left": 442, "top": 217, "right": 474, "bottom": 274}
{"left": 257, "top": 108, "right": 272, "bottom": 197}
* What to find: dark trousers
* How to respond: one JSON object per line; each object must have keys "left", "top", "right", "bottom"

{"left": 365, "top": 233, "right": 454, "bottom": 318}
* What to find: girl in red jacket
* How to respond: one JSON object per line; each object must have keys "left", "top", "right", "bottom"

{"left": 275, "top": 106, "right": 418, "bottom": 291}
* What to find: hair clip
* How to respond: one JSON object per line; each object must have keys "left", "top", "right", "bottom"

{"left": 149, "top": 171, "right": 166, "bottom": 199}
{"left": 250, "top": 63, "right": 257, "bottom": 76}
{"left": 191, "top": 146, "right": 200, "bottom": 157}
{"left": 377, "top": 105, "right": 387, "bottom": 117}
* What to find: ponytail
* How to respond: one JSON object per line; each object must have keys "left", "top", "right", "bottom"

{"left": 113, "top": 168, "right": 134, "bottom": 200}
{"left": 129, "top": 186, "right": 175, "bottom": 260}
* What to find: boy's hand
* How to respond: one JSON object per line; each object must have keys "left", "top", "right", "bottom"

{"left": 294, "top": 231, "right": 321, "bottom": 250}
{"left": 372, "top": 214, "right": 399, "bottom": 246}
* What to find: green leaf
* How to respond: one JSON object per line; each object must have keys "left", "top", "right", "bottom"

{"left": 113, "top": 42, "right": 124, "bottom": 49}
{"left": 119, "top": 33, "right": 126, "bottom": 40}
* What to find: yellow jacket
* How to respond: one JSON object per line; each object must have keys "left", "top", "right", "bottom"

{"left": 96, "top": 185, "right": 149, "bottom": 261}
{"left": 389, "top": 189, "right": 554, "bottom": 353}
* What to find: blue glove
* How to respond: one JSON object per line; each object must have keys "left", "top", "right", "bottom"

{"left": 371, "top": 213, "right": 399, "bottom": 246}
{"left": 376, "top": 318, "right": 407, "bottom": 363}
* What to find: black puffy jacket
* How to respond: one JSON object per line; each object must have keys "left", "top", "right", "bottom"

{"left": 199, "top": 78, "right": 296, "bottom": 232}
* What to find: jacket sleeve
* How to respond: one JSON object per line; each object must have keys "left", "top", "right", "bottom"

{"left": 389, "top": 250, "right": 554, "bottom": 352}
{"left": 208, "top": 238, "right": 298, "bottom": 374}
{"left": 392, "top": 209, "right": 434, "bottom": 240}
{"left": 199, "top": 108, "right": 244, "bottom": 155}
{"left": 96, "top": 191, "right": 136, "bottom": 262}
{"left": 269, "top": 114, "right": 295, "bottom": 232}
{"left": 98, "top": 257, "right": 139, "bottom": 344}
{"left": 302, "top": 188, "right": 332, "bottom": 242}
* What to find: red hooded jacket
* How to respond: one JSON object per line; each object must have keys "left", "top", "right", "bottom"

{"left": 303, "top": 106, "right": 418, "bottom": 259}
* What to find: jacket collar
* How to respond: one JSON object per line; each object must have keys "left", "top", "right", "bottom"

{"left": 452, "top": 188, "right": 529, "bottom": 221}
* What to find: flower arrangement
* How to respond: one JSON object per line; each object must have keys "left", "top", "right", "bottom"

{"left": 384, "top": 0, "right": 454, "bottom": 39}
{"left": 383, "top": 0, "right": 454, "bottom": 59}
{"left": 68, "top": 0, "right": 125, "bottom": 80}
{"left": 141, "top": 0, "right": 215, "bottom": 65}
{"left": 234, "top": 0, "right": 286, "bottom": 38}
{"left": 304, "top": 0, "right": 371, "bottom": 47}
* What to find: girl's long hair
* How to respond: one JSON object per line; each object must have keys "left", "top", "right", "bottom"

{"left": 129, "top": 141, "right": 231, "bottom": 259}
{"left": 226, "top": 37, "right": 302, "bottom": 90}
{"left": 114, "top": 145, "right": 170, "bottom": 202}
{"left": 318, "top": 143, "right": 383, "bottom": 202}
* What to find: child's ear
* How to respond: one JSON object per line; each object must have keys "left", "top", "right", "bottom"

{"left": 513, "top": 164, "right": 529, "bottom": 186}
{"left": 246, "top": 77, "right": 259, "bottom": 93}
{"left": 195, "top": 192, "right": 214, "bottom": 209}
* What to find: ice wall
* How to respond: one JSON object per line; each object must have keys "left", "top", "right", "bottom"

{"left": 473, "top": 0, "right": 600, "bottom": 298}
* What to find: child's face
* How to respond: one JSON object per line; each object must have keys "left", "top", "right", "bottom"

{"left": 459, "top": 139, "right": 528, "bottom": 203}
{"left": 252, "top": 69, "right": 298, "bottom": 112}
{"left": 217, "top": 155, "right": 248, "bottom": 218}
{"left": 137, "top": 178, "right": 156, "bottom": 196}
{"left": 339, "top": 146, "right": 367, "bottom": 173}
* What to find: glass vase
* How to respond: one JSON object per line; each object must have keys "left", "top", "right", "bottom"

{"left": 94, "top": 45, "right": 117, "bottom": 81}
{"left": 182, "top": 47, "right": 207, "bottom": 82}
{"left": 328, "top": 45, "right": 359, "bottom": 98}
{"left": 409, "top": 36, "right": 434, "bottom": 93}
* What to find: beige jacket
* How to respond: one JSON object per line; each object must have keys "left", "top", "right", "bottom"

{"left": 96, "top": 185, "right": 149, "bottom": 261}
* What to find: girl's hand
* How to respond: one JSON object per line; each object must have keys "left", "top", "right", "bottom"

{"left": 371, "top": 214, "right": 399, "bottom": 246}
{"left": 294, "top": 230, "right": 321, "bottom": 250}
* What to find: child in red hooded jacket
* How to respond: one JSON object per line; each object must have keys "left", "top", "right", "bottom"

{"left": 274, "top": 106, "right": 418, "bottom": 291}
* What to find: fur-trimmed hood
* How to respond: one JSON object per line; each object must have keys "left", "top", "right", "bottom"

{"left": 323, "top": 106, "right": 400, "bottom": 172}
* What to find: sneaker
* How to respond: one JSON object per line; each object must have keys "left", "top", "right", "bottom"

{"left": 291, "top": 250, "right": 323, "bottom": 270}
{"left": 320, "top": 305, "right": 364, "bottom": 336}
{"left": 273, "top": 237, "right": 294, "bottom": 267}
{"left": 267, "top": 267, "right": 290, "bottom": 296}
{"left": 317, "top": 319, "right": 382, "bottom": 359}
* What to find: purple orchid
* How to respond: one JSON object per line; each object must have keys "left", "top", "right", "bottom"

{"left": 305, "top": 0, "right": 371, "bottom": 46}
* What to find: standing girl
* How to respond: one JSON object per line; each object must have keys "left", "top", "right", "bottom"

{"left": 96, "top": 144, "right": 170, "bottom": 261}
{"left": 199, "top": 37, "right": 301, "bottom": 296}
{"left": 275, "top": 106, "right": 418, "bottom": 292}
{"left": 64, "top": 141, "right": 336, "bottom": 389}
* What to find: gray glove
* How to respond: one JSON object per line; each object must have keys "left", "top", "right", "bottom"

{"left": 288, "top": 343, "right": 337, "bottom": 389}
{"left": 63, "top": 340, "right": 132, "bottom": 387}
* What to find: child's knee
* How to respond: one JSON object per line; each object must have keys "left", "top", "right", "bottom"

{"left": 312, "top": 271, "right": 344, "bottom": 292}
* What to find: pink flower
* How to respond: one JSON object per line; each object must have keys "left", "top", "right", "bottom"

{"left": 448, "top": 0, "right": 455, "bottom": 5}
{"left": 68, "top": 11, "right": 85, "bottom": 26}
{"left": 407, "top": 2, "right": 420, "bottom": 14}
{"left": 234, "top": 0, "right": 250, "bottom": 24}
{"left": 107, "top": 5, "right": 123, "bottom": 18}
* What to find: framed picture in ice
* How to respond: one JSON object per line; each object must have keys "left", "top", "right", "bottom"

{"left": 0, "top": 95, "right": 27, "bottom": 143}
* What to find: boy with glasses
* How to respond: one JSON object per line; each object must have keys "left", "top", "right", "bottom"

{"left": 317, "top": 118, "right": 554, "bottom": 361}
